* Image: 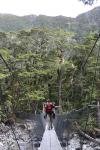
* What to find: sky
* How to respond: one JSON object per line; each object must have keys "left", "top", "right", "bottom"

{"left": 0, "top": 0, "right": 100, "bottom": 17}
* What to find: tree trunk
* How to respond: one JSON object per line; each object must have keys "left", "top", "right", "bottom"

{"left": 57, "top": 68, "right": 62, "bottom": 106}
{"left": 48, "top": 83, "right": 51, "bottom": 99}
{"left": 58, "top": 79, "right": 62, "bottom": 106}
{"left": 57, "top": 49, "right": 64, "bottom": 109}
{"left": 57, "top": 69, "right": 63, "bottom": 113}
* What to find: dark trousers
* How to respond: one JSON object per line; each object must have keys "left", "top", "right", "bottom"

{"left": 44, "top": 111, "right": 55, "bottom": 119}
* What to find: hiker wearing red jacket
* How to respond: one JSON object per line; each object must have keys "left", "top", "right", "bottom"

{"left": 43, "top": 99, "right": 55, "bottom": 119}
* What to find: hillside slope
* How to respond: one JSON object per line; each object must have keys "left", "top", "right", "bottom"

{"left": 0, "top": 6, "right": 100, "bottom": 34}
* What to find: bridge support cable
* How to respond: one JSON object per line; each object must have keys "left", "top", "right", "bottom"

{"left": 24, "top": 121, "right": 34, "bottom": 150}
{"left": 84, "top": 35, "right": 100, "bottom": 137}
{"left": 89, "top": 42, "right": 100, "bottom": 103}
{"left": 0, "top": 53, "right": 12, "bottom": 72}
{"left": 0, "top": 54, "right": 21, "bottom": 150}
{"left": 82, "top": 33, "right": 100, "bottom": 70}
{"left": 79, "top": 36, "right": 100, "bottom": 148}
{"left": 84, "top": 33, "right": 100, "bottom": 126}
{"left": 0, "top": 53, "right": 35, "bottom": 150}
{"left": 65, "top": 32, "right": 100, "bottom": 104}
{"left": 3, "top": 109, "right": 21, "bottom": 150}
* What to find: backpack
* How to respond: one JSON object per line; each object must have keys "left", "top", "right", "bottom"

{"left": 46, "top": 103, "right": 53, "bottom": 113}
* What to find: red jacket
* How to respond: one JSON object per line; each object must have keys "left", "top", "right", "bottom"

{"left": 45, "top": 103, "right": 54, "bottom": 113}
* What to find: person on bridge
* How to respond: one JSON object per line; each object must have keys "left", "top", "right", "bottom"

{"left": 43, "top": 99, "right": 60, "bottom": 119}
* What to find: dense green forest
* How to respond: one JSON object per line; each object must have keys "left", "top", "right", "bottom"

{"left": 0, "top": 27, "right": 100, "bottom": 120}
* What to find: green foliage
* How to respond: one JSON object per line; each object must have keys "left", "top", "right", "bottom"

{"left": 0, "top": 26, "right": 99, "bottom": 127}
{"left": 0, "top": 73, "right": 9, "bottom": 79}
{"left": 0, "top": 48, "right": 11, "bottom": 60}
{"left": 26, "top": 90, "right": 45, "bottom": 100}
{"left": 0, "top": 106, "right": 5, "bottom": 122}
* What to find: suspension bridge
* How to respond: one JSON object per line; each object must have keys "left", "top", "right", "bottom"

{"left": 33, "top": 113, "right": 68, "bottom": 150}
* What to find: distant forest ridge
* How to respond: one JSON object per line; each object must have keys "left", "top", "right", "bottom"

{"left": 0, "top": 6, "right": 100, "bottom": 34}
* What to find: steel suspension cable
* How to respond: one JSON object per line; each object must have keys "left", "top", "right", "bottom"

{"left": 80, "top": 33, "right": 100, "bottom": 110}
{"left": 25, "top": 121, "right": 34, "bottom": 149}
{"left": 89, "top": 45, "right": 100, "bottom": 103}
{"left": 0, "top": 53, "right": 34, "bottom": 150}
{"left": 82, "top": 33, "right": 100, "bottom": 70}
{"left": 81, "top": 48, "right": 100, "bottom": 147}
{"left": 0, "top": 54, "right": 21, "bottom": 150}
{"left": 0, "top": 53, "right": 12, "bottom": 72}
{"left": 10, "top": 124, "right": 21, "bottom": 150}
{"left": 79, "top": 35, "right": 100, "bottom": 147}
{"left": 66, "top": 33, "right": 100, "bottom": 105}
{"left": 84, "top": 44, "right": 100, "bottom": 136}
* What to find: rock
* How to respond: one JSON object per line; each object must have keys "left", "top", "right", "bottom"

{"left": 34, "top": 142, "right": 40, "bottom": 148}
{"left": 0, "top": 123, "right": 10, "bottom": 133}
{"left": 0, "top": 142, "right": 4, "bottom": 150}
{"left": 18, "top": 124, "right": 26, "bottom": 130}
{"left": 60, "top": 142, "right": 66, "bottom": 147}
{"left": 4, "top": 118, "right": 15, "bottom": 126}
{"left": 3, "top": 113, "right": 16, "bottom": 126}
{"left": 33, "top": 136, "right": 42, "bottom": 142}
{"left": 76, "top": 148, "right": 81, "bottom": 150}
{"left": 0, "top": 117, "right": 43, "bottom": 150}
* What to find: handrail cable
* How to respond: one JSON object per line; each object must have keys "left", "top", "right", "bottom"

{"left": 89, "top": 44, "right": 100, "bottom": 103}
{"left": 25, "top": 121, "right": 34, "bottom": 149}
{"left": 66, "top": 33, "right": 100, "bottom": 103}
{"left": 0, "top": 53, "right": 34, "bottom": 150}
{"left": 0, "top": 53, "right": 21, "bottom": 150}
{"left": 80, "top": 43, "right": 100, "bottom": 147}
{"left": 81, "top": 33, "right": 100, "bottom": 70}
{"left": 0, "top": 53, "right": 12, "bottom": 72}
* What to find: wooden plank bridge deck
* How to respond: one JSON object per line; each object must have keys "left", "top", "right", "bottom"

{"left": 38, "top": 124, "right": 63, "bottom": 150}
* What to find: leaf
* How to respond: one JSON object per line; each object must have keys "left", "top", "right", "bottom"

{"left": 0, "top": 73, "right": 10, "bottom": 79}
{"left": 0, "top": 48, "right": 11, "bottom": 60}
